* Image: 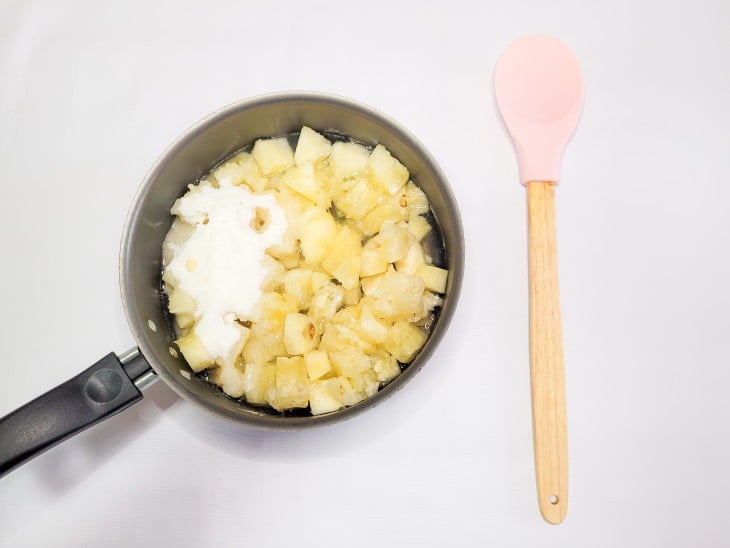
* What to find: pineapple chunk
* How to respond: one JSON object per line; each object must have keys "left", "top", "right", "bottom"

{"left": 168, "top": 288, "right": 196, "bottom": 315}
{"left": 329, "top": 347, "right": 371, "bottom": 381}
{"left": 311, "top": 270, "right": 330, "bottom": 290}
{"left": 357, "top": 198, "right": 407, "bottom": 236}
{"left": 261, "top": 255, "right": 285, "bottom": 292}
{"left": 344, "top": 285, "right": 361, "bottom": 306}
{"left": 304, "top": 349, "right": 331, "bottom": 380}
{"left": 309, "top": 378, "right": 346, "bottom": 415}
{"left": 298, "top": 208, "right": 338, "bottom": 265}
{"left": 321, "top": 225, "right": 362, "bottom": 289}
{"left": 176, "top": 332, "right": 214, "bottom": 372}
{"left": 283, "top": 313, "right": 318, "bottom": 355}
{"left": 242, "top": 336, "right": 270, "bottom": 368}
{"left": 362, "top": 268, "right": 425, "bottom": 320}
{"left": 394, "top": 238, "right": 426, "bottom": 274}
{"left": 367, "top": 144, "right": 409, "bottom": 195}
{"left": 401, "top": 181, "right": 429, "bottom": 214}
{"left": 370, "top": 350, "right": 401, "bottom": 383}
{"left": 252, "top": 137, "right": 294, "bottom": 175}
{"left": 320, "top": 322, "right": 375, "bottom": 354}
{"left": 212, "top": 159, "right": 248, "bottom": 187}
{"left": 295, "top": 126, "right": 332, "bottom": 166}
{"left": 332, "top": 303, "right": 390, "bottom": 346}
{"left": 271, "top": 356, "right": 309, "bottom": 410}
{"left": 330, "top": 141, "right": 370, "bottom": 179}
{"left": 251, "top": 292, "right": 297, "bottom": 355}
{"left": 280, "top": 162, "right": 321, "bottom": 202}
{"left": 406, "top": 214, "right": 432, "bottom": 241}
{"left": 282, "top": 268, "right": 314, "bottom": 310}
{"left": 375, "top": 221, "right": 411, "bottom": 263}
{"left": 332, "top": 175, "right": 379, "bottom": 220}
{"left": 360, "top": 240, "right": 390, "bottom": 277}
{"left": 231, "top": 151, "right": 269, "bottom": 192}
{"left": 382, "top": 321, "right": 428, "bottom": 363}
{"left": 175, "top": 313, "right": 194, "bottom": 330}
{"left": 243, "top": 362, "right": 276, "bottom": 405}
{"left": 358, "top": 301, "right": 391, "bottom": 344}
{"left": 420, "top": 291, "right": 444, "bottom": 318}
{"left": 309, "top": 282, "right": 345, "bottom": 322}
{"left": 209, "top": 361, "right": 247, "bottom": 398}
{"left": 417, "top": 265, "right": 448, "bottom": 293}
{"left": 162, "top": 267, "right": 179, "bottom": 288}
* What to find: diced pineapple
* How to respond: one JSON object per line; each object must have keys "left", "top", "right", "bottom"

{"left": 282, "top": 268, "right": 314, "bottom": 310}
{"left": 176, "top": 331, "right": 214, "bottom": 372}
{"left": 361, "top": 268, "right": 426, "bottom": 321}
{"left": 394, "top": 238, "right": 426, "bottom": 274}
{"left": 175, "top": 313, "right": 194, "bottom": 330}
{"left": 400, "top": 181, "right": 430, "bottom": 215}
{"left": 271, "top": 356, "right": 309, "bottom": 410}
{"left": 329, "top": 347, "right": 371, "bottom": 382}
{"left": 360, "top": 370, "right": 380, "bottom": 397}
{"left": 360, "top": 240, "right": 390, "bottom": 277}
{"left": 251, "top": 292, "right": 297, "bottom": 355}
{"left": 252, "top": 137, "right": 294, "bottom": 175}
{"left": 209, "top": 361, "right": 247, "bottom": 398}
{"left": 311, "top": 270, "right": 330, "bottom": 290}
{"left": 168, "top": 288, "right": 196, "bottom": 315}
{"left": 332, "top": 175, "right": 380, "bottom": 220}
{"left": 295, "top": 126, "right": 332, "bottom": 166}
{"left": 283, "top": 313, "right": 318, "bottom": 355}
{"left": 162, "top": 267, "right": 179, "bottom": 288}
{"left": 309, "top": 282, "right": 346, "bottom": 323}
{"left": 417, "top": 264, "right": 448, "bottom": 293}
{"left": 357, "top": 198, "right": 407, "bottom": 236}
{"left": 276, "top": 185, "right": 312, "bottom": 221}
{"left": 309, "top": 378, "right": 345, "bottom": 415}
{"left": 370, "top": 350, "right": 401, "bottom": 383}
{"left": 406, "top": 214, "right": 432, "bottom": 241}
{"left": 382, "top": 321, "right": 428, "bottom": 363}
{"left": 344, "top": 285, "right": 361, "bottom": 306}
{"left": 420, "top": 291, "right": 444, "bottom": 318}
{"left": 303, "top": 349, "right": 331, "bottom": 381}
{"left": 261, "top": 255, "right": 285, "bottom": 292}
{"left": 320, "top": 322, "right": 375, "bottom": 354}
{"left": 367, "top": 144, "right": 409, "bottom": 195}
{"left": 212, "top": 159, "right": 249, "bottom": 187}
{"left": 242, "top": 336, "right": 270, "bottom": 368}
{"left": 375, "top": 221, "right": 411, "bottom": 263}
{"left": 321, "top": 225, "right": 362, "bottom": 289}
{"left": 280, "top": 162, "right": 321, "bottom": 202}
{"left": 329, "top": 141, "right": 370, "bottom": 179}
{"left": 243, "top": 362, "right": 275, "bottom": 405}
{"left": 358, "top": 301, "right": 391, "bottom": 344}
{"left": 298, "top": 208, "right": 338, "bottom": 265}
{"left": 231, "top": 151, "right": 269, "bottom": 192}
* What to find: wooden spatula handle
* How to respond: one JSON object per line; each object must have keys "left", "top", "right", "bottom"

{"left": 527, "top": 182, "right": 568, "bottom": 524}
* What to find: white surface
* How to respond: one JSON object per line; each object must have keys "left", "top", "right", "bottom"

{"left": 1, "top": 0, "right": 728, "bottom": 546}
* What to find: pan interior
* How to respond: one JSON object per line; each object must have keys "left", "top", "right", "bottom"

{"left": 120, "top": 93, "right": 464, "bottom": 429}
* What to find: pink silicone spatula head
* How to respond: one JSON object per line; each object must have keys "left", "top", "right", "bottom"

{"left": 495, "top": 35, "right": 584, "bottom": 184}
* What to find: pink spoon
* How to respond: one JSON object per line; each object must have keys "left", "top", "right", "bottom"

{"left": 495, "top": 35, "right": 584, "bottom": 524}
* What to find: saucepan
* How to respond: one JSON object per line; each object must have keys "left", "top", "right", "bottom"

{"left": 0, "top": 92, "right": 464, "bottom": 478}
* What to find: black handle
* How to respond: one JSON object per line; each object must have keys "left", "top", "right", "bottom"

{"left": 0, "top": 351, "right": 152, "bottom": 478}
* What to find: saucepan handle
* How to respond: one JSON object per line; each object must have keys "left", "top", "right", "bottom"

{"left": 0, "top": 348, "right": 155, "bottom": 479}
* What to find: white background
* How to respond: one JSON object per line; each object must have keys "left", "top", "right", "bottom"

{"left": 1, "top": 0, "right": 728, "bottom": 546}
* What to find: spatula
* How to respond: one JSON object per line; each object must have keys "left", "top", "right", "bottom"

{"left": 494, "top": 35, "right": 584, "bottom": 524}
